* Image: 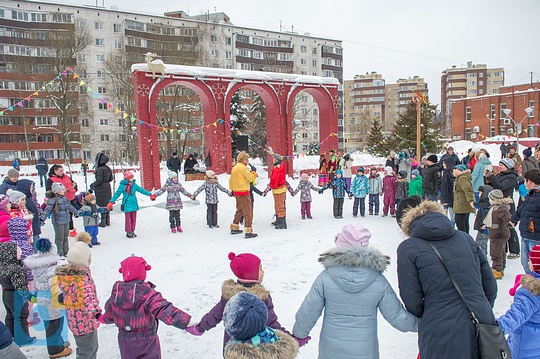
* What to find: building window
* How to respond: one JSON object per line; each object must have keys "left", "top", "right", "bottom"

{"left": 118, "top": 134, "right": 126, "bottom": 142}
{"left": 96, "top": 54, "right": 105, "bottom": 62}
{"left": 312, "top": 47, "right": 317, "bottom": 55}
{"left": 479, "top": 72, "right": 484, "bottom": 78}
{"left": 211, "top": 49, "right": 218, "bottom": 57}
{"left": 98, "top": 102, "right": 108, "bottom": 110}
{"left": 467, "top": 73, "right": 477, "bottom": 78}
{"left": 95, "top": 38, "right": 104, "bottom": 46}
{"left": 499, "top": 103, "right": 506, "bottom": 119}
{"left": 113, "top": 24, "right": 122, "bottom": 33}
{"left": 81, "top": 118, "right": 89, "bottom": 127}
{"left": 490, "top": 104, "right": 496, "bottom": 119}
{"left": 94, "top": 22, "right": 104, "bottom": 30}
{"left": 237, "top": 49, "right": 250, "bottom": 57}
{"left": 81, "top": 135, "right": 90, "bottom": 143}
{"left": 313, "top": 109, "right": 318, "bottom": 116}
{"left": 97, "top": 86, "right": 106, "bottom": 94}
{"left": 499, "top": 126, "right": 506, "bottom": 135}
{"left": 490, "top": 126, "right": 495, "bottom": 137}
{"left": 312, "top": 59, "right": 317, "bottom": 67}
{"left": 226, "top": 37, "right": 232, "bottom": 45}
{"left": 493, "top": 72, "right": 503, "bottom": 77}
{"left": 210, "top": 35, "right": 218, "bottom": 42}
{"left": 465, "top": 107, "right": 471, "bottom": 122}
{"left": 467, "top": 81, "right": 476, "bottom": 86}
{"left": 301, "top": 46, "right": 307, "bottom": 53}
{"left": 529, "top": 101, "right": 535, "bottom": 117}
{"left": 225, "top": 51, "right": 232, "bottom": 59}
{"left": 467, "top": 89, "right": 477, "bottom": 95}
{"left": 97, "top": 70, "right": 105, "bottom": 78}
{"left": 465, "top": 128, "right": 471, "bottom": 140}
{"left": 114, "top": 40, "right": 122, "bottom": 49}
{"left": 77, "top": 53, "right": 86, "bottom": 63}
{"left": 100, "top": 134, "right": 109, "bottom": 141}
{"left": 300, "top": 58, "right": 307, "bottom": 65}
{"left": 99, "top": 119, "right": 109, "bottom": 126}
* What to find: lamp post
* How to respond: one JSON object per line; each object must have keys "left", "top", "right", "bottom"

{"left": 502, "top": 107, "right": 534, "bottom": 150}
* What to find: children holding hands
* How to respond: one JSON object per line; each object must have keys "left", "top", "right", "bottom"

{"left": 152, "top": 170, "right": 194, "bottom": 233}
{"left": 292, "top": 173, "right": 321, "bottom": 219}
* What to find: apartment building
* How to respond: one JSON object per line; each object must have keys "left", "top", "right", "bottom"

{"left": 441, "top": 62, "right": 504, "bottom": 132}
{"left": 385, "top": 76, "right": 427, "bottom": 130}
{"left": 451, "top": 82, "right": 539, "bottom": 141}
{"left": 0, "top": 0, "right": 343, "bottom": 164}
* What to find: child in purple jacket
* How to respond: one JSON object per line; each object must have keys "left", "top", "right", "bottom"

{"left": 185, "top": 252, "right": 286, "bottom": 353}
{"left": 99, "top": 255, "right": 192, "bottom": 359}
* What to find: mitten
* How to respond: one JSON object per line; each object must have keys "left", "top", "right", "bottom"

{"left": 91, "top": 213, "right": 99, "bottom": 218}
{"left": 294, "top": 335, "right": 311, "bottom": 347}
{"left": 149, "top": 194, "right": 156, "bottom": 201}
{"left": 185, "top": 325, "right": 204, "bottom": 336}
{"left": 106, "top": 202, "right": 114, "bottom": 211}
{"left": 95, "top": 313, "right": 106, "bottom": 324}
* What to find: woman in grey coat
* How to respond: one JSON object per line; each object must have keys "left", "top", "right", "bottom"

{"left": 292, "top": 223, "right": 418, "bottom": 359}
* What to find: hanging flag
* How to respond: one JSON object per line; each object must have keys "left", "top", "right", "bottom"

{"left": 115, "top": 108, "right": 120, "bottom": 114}
{"left": 73, "top": 74, "right": 79, "bottom": 79}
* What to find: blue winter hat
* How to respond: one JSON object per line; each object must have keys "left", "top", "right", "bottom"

{"left": 453, "top": 164, "right": 468, "bottom": 171}
{"left": 223, "top": 292, "right": 268, "bottom": 341}
{"left": 411, "top": 169, "right": 420, "bottom": 176}
{"left": 357, "top": 166, "right": 365, "bottom": 173}
{"left": 336, "top": 169, "right": 343, "bottom": 176}
{"left": 35, "top": 238, "right": 53, "bottom": 253}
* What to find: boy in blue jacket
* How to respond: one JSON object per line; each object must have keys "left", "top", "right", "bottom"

{"left": 321, "top": 170, "right": 350, "bottom": 219}
{"left": 349, "top": 167, "right": 369, "bottom": 217}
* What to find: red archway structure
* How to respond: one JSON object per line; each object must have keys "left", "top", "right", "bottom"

{"left": 132, "top": 64, "right": 339, "bottom": 190}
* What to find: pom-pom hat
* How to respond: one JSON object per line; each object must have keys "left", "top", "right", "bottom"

{"left": 223, "top": 292, "right": 268, "bottom": 341}
{"left": 334, "top": 223, "right": 371, "bottom": 248}
{"left": 453, "top": 164, "right": 468, "bottom": 171}
{"left": 35, "top": 238, "right": 53, "bottom": 253}
{"left": 67, "top": 232, "right": 92, "bottom": 268}
{"left": 119, "top": 255, "right": 151, "bottom": 282}
{"left": 229, "top": 252, "right": 261, "bottom": 283}
{"left": 357, "top": 166, "right": 365, "bottom": 173}
{"left": 206, "top": 170, "right": 216, "bottom": 178}
{"left": 488, "top": 189, "right": 504, "bottom": 202}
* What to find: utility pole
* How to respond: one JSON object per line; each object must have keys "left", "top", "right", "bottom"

{"left": 413, "top": 92, "right": 422, "bottom": 158}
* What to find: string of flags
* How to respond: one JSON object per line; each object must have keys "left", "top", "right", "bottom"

{"left": 0, "top": 68, "right": 340, "bottom": 159}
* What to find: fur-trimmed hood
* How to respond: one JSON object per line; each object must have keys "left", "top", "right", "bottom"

{"left": 222, "top": 279, "right": 270, "bottom": 301}
{"left": 224, "top": 329, "right": 299, "bottom": 359}
{"left": 399, "top": 200, "right": 454, "bottom": 239}
{"left": 24, "top": 252, "right": 60, "bottom": 270}
{"left": 521, "top": 274, "right": 540, "bottom": 295}
{"left": 45, "top": 190, "right": 58, "bottom": 199}
{"left": 319, "top": 246, "right": 389, "bottom": 273}
{"left": 489, "top": 197, "right": 514, "bottom": 206}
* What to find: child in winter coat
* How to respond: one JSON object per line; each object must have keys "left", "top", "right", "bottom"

{"left": 0, "top": 194, "right": 11, "bottom": 227}
{"left": 408, "top": 169, "right": 423, "bottom": 197}
{"left": 192, "top": 170, "right": 232, "bottom": 229}
{"left": 292, "top": 173, "right": 321, "bottom": 219}
{"left": 100, "top": 255, "right": 192, "bottom": 359}
{"left": 223, "top": 292, "right": 299, "bottom": 359}
{"left": 368, "top": 167, "right": 382, "bottom": 216}
{"left": 484, "top": 189, "right": 513, "bottom": 279}
{"left": 382, "top": 166, "right": 397, "bottom": 217}
{"left": 78, "top": 192, "right": 108, "bottom": 246}
{"left": 24, "top": 238, "right": 71, "bottom": 358}
{"left": 498, "top": 244, "right": 540, "bottom": 359}
{"left": 0, "top": 320, "right": 27, "bottom": 359}
{"left": 517, "top": 176, "right": 527, "bottom": 209}
{"left": 185, "top": 252, "right": 287, "bottom": 353}
{"left": 321, "top": 169, "right": 349, "bottom": 219}
{"left": 152, "top": 170, "right": 193, "bottom": 233}
{"left": 7, "top": 190, "right": 34, "bottom": 237}
{"left": 350, "top": 167, "right": 369, "bottom": 218}
{"left": 473, "top": 185, "right": 493, "bottom": 258}
{"left": 55, "top": 232, "right": 100, "bottom": 359}
{"left": 318, "top": 153, "right": 328, "bottom": 187}
{"left": 40, "top": 183, "right": 80, "bottom": 257}
{"left": 292, "top": 224, "right": 418, "bottom": 358}
{"left": 0, "top": 222, "right": 34, "bottom": 346}
{"left": 15, "top": 179, "right": 42, "bottom": 243}
{"left": 107, "top": 171, "right": 154, "bottom": 238}
{"left": 396, "top": 170, "right": 409, "bottom": 207}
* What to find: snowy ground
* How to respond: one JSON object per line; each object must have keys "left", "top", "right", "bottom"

{"left": 2, "top": 158, "right": 523, "bottom": 359}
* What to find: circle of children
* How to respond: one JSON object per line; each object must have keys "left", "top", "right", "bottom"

{"left": 1, "top": 144, "right": 540, "bottom": 359}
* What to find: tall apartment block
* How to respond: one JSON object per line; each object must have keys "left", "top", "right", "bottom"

{"left": 0, "top": 0, "right": 343, "bottom": 165}
{"left": 441, "top": 62, "right": 504, "bottom": 132}
{"left": 343, "top": 72, "right": 427, "bottom": 152}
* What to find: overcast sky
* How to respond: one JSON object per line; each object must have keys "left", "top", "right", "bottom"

{"left": 45, "top": 0, "right": 540, "bottom": 108}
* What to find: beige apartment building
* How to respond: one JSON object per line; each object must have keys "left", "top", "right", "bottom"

{"left": 385, "top": 76, "right": 427, "bottom": 131}
{"left": 441, "top": 62, "right": 504, "bottom": 131}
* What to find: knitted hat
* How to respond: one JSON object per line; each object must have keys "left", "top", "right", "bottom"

{"left": 335, "top": 169, "right": 343, "bottom": 176}
{"left": 51, "top": 182, "right": 65, "bottom": 194}
{"left": 384, "top": 166, "right": 393, "bottom": 175}
{"left": 206, "top": 170, "right": 216, "bottom": 178}
{"left": 334, "top": 223, "right": 371, "bottom": 248}
{"left": 370, "top": 166, "right": 377, "bottom": 172}
{"left": 0, "top": 194, "right": 9, "bottom": 211}
{"left": 119, "top": 255, "right": 152, "bottom": 282}
{"left": 530, "top": 244, "right": 540, "bottom": 273}
{"left": 447, "top": 146, "right": 454, "bottom": 151}
{"left": 67, "top": 232, "right": 92, "bottom": 268}
{"left": 488, "top": 189, "right": 504, "bottom": 202}
{"left": 398, "top": 170, "right": 407, "bottom": 178}
{"left": 499, "top": 158, "right": 515, "bottom": 170}
{"left": 427, "top": 155, "right": 438, "bottom": 164}
{"left": 123, "top": 171, "right": 134, "bottom": 180}
{"left": 35, "top": 238, "right": 53, "bottom": 254}
{"left": 83, "top": 192, "right": 96, "bottom": 205}
{"left": 273, "top": 153, "right": 284, "bottom": 161}
{"left": 7, "top": 168, "right": 19, "bottom": 179}
{"left": 411, "top": 169, "right": 420, "bottom": 176}
{"left": 523, "top": 148, "right": 533, "bottom": 157}
{"left": 7, "top": 190, "right": 25, "bottom": 205}
{"left": 300, "top": 173, "right": 309, "bottom": 181}
{"left": 357, "top": 166, "right": 365, "bottom": 173}
{"left": 453, "top": 164, "right": 467, "bottom": 171}
{"left": 229, "top": 252, "right": 261, "bottom": 283}
{"left": 7, "top": 217, "right": 28, "bottom": 241}
{"left": 168, "top": 170, "right": 178, "bottom": 179}
{"left": 236, "top": 151, "right": 249, "bottom": 163}
{"left": 396, "top": 195, "right": 423, "bottom": 226}
{"left": 223, "top": 292, "right": 268, "bottom": 341}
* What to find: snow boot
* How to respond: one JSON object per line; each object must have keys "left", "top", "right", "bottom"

{"left": 492, "top": 269, "right": 504, "bottom": 279}
{"left": 230, "top": 223, "right": 243, "bottom": 235}
{"left": 49, "top": 347, "right": 73, "bottom": 358}
{"left": 271, "top": 214, "right": 278, "bottom": 226}
{"left": 244, "top": 226, "right": 258, "bottom": 239}
{"left": 105, "top": 212, "right": 111, "bottom": 226}
{"left": 275, "top": 217, "right": 287, "bottom": 229}
{"left": 176, "top": 226, "right": 183, "bottom": 233}
{"left": 171, "top": 227, "right": 177, "bottom": 233}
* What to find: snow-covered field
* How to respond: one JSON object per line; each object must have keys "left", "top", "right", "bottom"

{"left": 1, "top": 152, "right": 524, "bottom": 358}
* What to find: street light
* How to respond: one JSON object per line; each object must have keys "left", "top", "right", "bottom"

{"left": 502, "top": 107, "right": 534, "bottom": 150}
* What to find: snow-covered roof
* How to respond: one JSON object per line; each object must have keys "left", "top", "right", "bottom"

{"left": 131, "top": 64, "right": 340, "bottom": 85}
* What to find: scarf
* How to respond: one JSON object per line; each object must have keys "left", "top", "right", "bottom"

{"left": 89, "top": 203, "right": 98, "bottom": 214}
{"left": 125, "top": 182, "right": 133, "bottom": 194}
{"left": 483, "top": 204, "right": 507, "bottom": 228}
{"left": 231, "top": 327, "right": 278, "bottom": 347}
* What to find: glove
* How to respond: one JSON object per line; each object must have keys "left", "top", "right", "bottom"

{"left": 185, "top": 325, "right": 204, "bottom": 336}
{"left": 228, "top": 191, "right": 234, "bottom": 197}
{"left": 91, "top": 213, "right": 99, "bottom": 218}
{"left": 149, "top": 194, "right": 156, "bottom": 201}
{"left": 95, "top": 313, "right": 106, "bottom": 324}
{"left": 87, "top": 188, "right": 94, "bottom": 194}
{"left": 249, "top": 164, "right": 256, "bottom": 172}
{"left": 294, "top": 335, "right": 311, "bottom": 347}
{"left": 106, "top": 202, "right": 114, "bottom": 211}
{"left": 40, "top": 221, "right": 45, "bottom": 227}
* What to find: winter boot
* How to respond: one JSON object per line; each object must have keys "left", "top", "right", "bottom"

{"left": 106, "top": 212, "right": 111, "bottom": 226}
{"left": 244, "top": 226, "right": 258, "bottom": 239}
{"left": 126, "top": 232, "right": 134, "bottom": 238}
{"left": 99, "top": 213, "right": 107, "bottom": 227}
{"left": 176, "top": 226, "right": 183, "bottom": 233}
{"left": 171, "top": 227, "right": 177, "bottom": 233}
{"left": 492, "top": 269, "right": 504, "bottom": 279}
{"left": 271, "top": 214, "right": 278, "bottom": 226}
{"left": 49, "top": 347, "right": 73, "bottom": 358}
{"left": 275, "top": 217, "right": 287, "bottom": 229}
{"left": 230, "top": 223, "right": 243, "bottom": 235}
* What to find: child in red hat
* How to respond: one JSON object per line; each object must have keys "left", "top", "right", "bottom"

{"left": 107, "top": 171, "right": 155, "bottom": 238}
{"left": 185, "top": 252, "right": 288, "bottom": 353}
{"left": 99, "top": 255, "right": 192, "bottom": 359}
{"left": 498, "top": 244, "right": 540, "bottom": 359}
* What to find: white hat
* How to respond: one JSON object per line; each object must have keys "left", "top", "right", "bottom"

{"left": 51, "top": 182, "right": 66, "bottom": 194}
{"left": 67, "top": 232, "right": 91, "bottom": 268}
{"left": 7, "top": 190, "right": 25, "bottom": 205}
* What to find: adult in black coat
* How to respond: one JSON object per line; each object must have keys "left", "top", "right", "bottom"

{"left": 440, "top": 157, "right": 455, "bottom": 220}
{"left": 183, "top": 154, "right": 198, "bottom": 174}
{"left": 90, "top": 152, "right": 113, "bottom": 227}
{"left": 396, "top": 200, "right": 497, "bottom": 359}
{"left": 35, "top": 157, "right": 48, "bottom": 188}
{"left": 422, "top": 155, "right": 442, "bottom": 201}
{"left": 15, "top": 179, "right": 41, "bottom": 241}
{"left": 166, "top": 152, "right": 181, "bottom": 174}
{"left": 461, "top": 148, "right": 473, "bottom": 168}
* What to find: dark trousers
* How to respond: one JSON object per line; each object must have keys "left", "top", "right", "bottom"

{"left": 45, "top": 317, "right": 66, "bottom": 356}
{"left": 0, "top": 285, "right": 30, "bottom": 345}
{"left": 369, "top": 194, "right": 380, "bottom": 214}
{"left": 99, "top": 212, "right": 110, "bottom": 227}
{"left": 455, "top": 213, "right": 470, "bottom": 233}
{"left": 206, "top": 203, "right": 218, "bottom": 226}
{"left": 39, "top": 174, "right": 46, "bottom": 187}
{"left": 333, "top": 198, "right": 344, "bottom": 217}
{"left": 168, "top": 210, "right": 181, "bottom": 228}
{"left": 353, "top": 197, "right": 366, "bottom": 217}
{"left": 300, "top": 201, "right": 312, "bottom": 218}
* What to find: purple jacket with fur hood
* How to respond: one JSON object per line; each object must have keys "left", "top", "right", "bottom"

{"left": 102, "top": 280, "right": 191, "bottom": 338}
{"left": 153, "top": 179, "right": 192, "bottom": 210}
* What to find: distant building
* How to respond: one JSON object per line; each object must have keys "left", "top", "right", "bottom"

{"left": 385, "top": 76, "right": 427, "bottom": 131}
{"left": 451, "top": 82, "right": 539, "bottom": 141}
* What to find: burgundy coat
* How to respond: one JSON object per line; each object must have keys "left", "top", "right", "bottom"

{"left": 102, "top": 280, "right": 191, "bottom": 339}
{"left": 197, "top": 279, "right": 284, "bottom": 349}
{"left": 382, "top": 174, "right": 397, "bottom": 202}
